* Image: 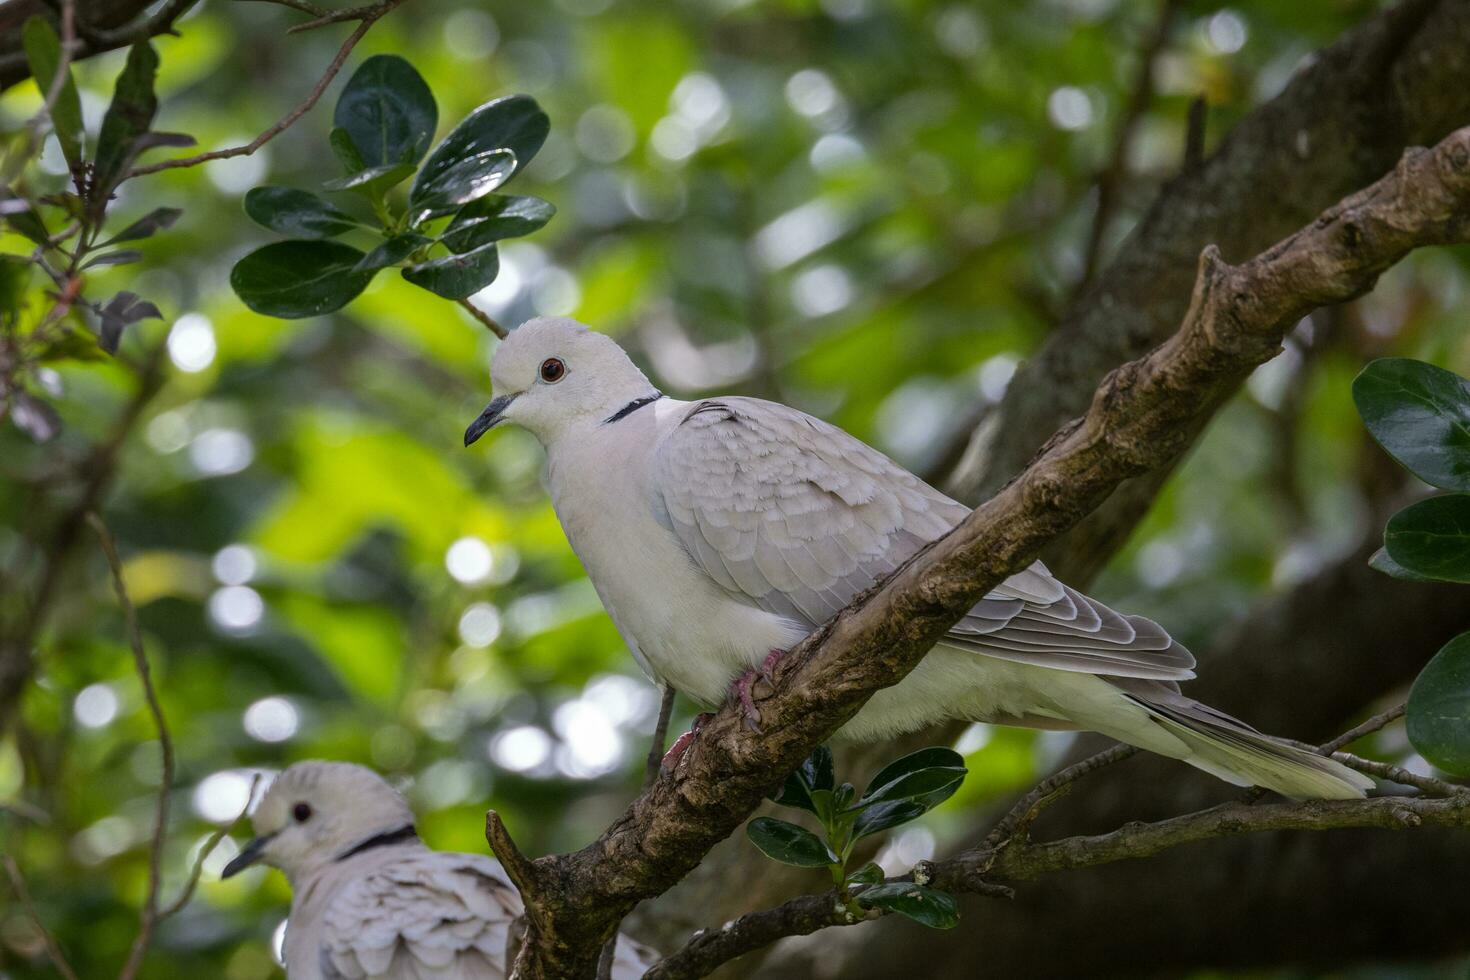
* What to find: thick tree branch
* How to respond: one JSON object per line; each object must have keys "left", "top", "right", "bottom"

{"left": 0, "top": 0, "right": 199, "bottom": 91}
{"left": 493, "top": 120, "right": 1470, "bottom": 979}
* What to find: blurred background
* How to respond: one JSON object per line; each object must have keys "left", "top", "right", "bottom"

{"left": 2, "top": 0, "right": 1468, "bottom": 977}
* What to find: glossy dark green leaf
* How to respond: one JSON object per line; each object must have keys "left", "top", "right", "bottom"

{"left": 407, "top": 149, "right": 515, "bottom": 223}
{"left": 401, "top": 240, "right": 498, "bottom": 299}
{"left": 1353, "top": 358, "right": 1470, "bottom": 491}
{"left": 91, "top": 42, "right": 161, "bottom": 207}
{"left": 1, "top": 190, "right": 50, "bottom": 245}
{"left": 21, "top": 16, "right": 84, "bottom": 172}
{"left": 410, "top": 94, "right": 548, "bottom": 217}
{"left": 1407, "top": 632, "right": 1470, "bottom": 776}
{"left": 1369, "top": 546, "right": 1436, "bottom": 582}
{"left": 329, "top": 127, "right": 367, "bottom": 173}
{"left": 98, "top": 206, "right": 183, "bottom": 246}
{"left": 745, "top": 817, "right": 836, "bottom": 868}
{"left": 1383, "top": 494, "right": 1470, "bottom": 583}
{"left": 245, "top": 187, "right": 360, "bottom": 238}
{"left": 860, "top": 748, "right": 966, "bottom": 805}
{"left": 852, "top": 800, "right": 926, "bottom": 840}
{"left": 846, "top": 861, "right": 884, "bottom": 887}
{"left": 441, "top": 195, "right": 555, "bottom": 252}
{"left": 772, "top": 744, "right": 837, "bottom": 813}
{"left": 334, "top": 55, "right": 438, "bottom": 168}
{"left": 355, "top": 233, "right": 431, "bottom": 272}
{"left": 322, "top": 162, "right": 417, "bottom": 197}
{"left": 230, "top": 240, "right": 375, "bottom": 318}
{"left": 857, "top": 883, "right": 959, "bottom": 929}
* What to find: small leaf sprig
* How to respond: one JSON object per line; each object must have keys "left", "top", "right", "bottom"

{"left": 230, "top": 55, "right": 555, "bottom": 319}
{"left": 745, "top": 745, "right": 967, "bottom": 929}
{"left": 1353, "top": 357, "right": 1470, "bottom": 775}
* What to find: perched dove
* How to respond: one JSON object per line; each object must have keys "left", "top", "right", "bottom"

{"left": 464, "top": 316, "right": 1372, "bottom": 800}
{"left": 222, "top": 761, "right": 655, "bottom": 978}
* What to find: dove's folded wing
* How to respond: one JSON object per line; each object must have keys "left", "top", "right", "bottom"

{"left": 653, "top": 396, "right": 1193, "bottom": 682}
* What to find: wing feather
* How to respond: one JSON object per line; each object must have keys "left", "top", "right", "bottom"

{"left": 654, "top": 397, "right": 1194, "bottom": 682}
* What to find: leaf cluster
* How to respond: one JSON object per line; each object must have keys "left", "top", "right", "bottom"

{"left": 1353, "top": 358, "right": 1470, "bottom": 775}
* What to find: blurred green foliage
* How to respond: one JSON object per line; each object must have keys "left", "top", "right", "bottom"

{"left": 1, "top": 0, "right": 1469, "bottom": 977}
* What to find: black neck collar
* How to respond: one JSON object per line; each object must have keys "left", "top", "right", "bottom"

{"left": 335, "top": 823, "right": 418, "bottom": 863}
{"left": 604, "top": 391, "right": 664, "bottom": 425}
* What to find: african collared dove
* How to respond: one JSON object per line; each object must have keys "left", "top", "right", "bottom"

{"left": 464, "top": 316, "right": 1372, "bottom": 800}
{"left": 222, "top": 761, "right": 655, "bottom": 978}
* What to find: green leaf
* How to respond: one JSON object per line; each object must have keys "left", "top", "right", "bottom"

{"left": 91, "top": 42, "right": 161, "bottom": 208}
{"left": 410, "top": 94, "right": 548, "bottom": 218}
{"left": 1, "top": 189, "right": 50, "bottom": 245}
{"left": 1369, "top": 546, "right": 1437, "bottom": 582}
{"left": 1353, "top": 358, "right": 1470, "bottom": 492}
{"left": 355, "top": 233, "right": 431, "bottom": 272}
{"left": 772, "top": 745, "right": 836, "bottom": 814}
{"left": 96, "top": 290, "right": 160, "bottom": 353}
{"left": 82, "top": 249, "right": 142, "bottom": 269}
{"left": 846, "top": 861, "right": 884, "bottom": 887}
{"left": 329, "top": 127, "right": 367, "bottom": 174}
{"left": 860, "top": 747, "right": 967, "bottom": 807}
{"left": 745, "top": 817, "right": 836, "bottom": 868}
{"left": 21, "top": 16, "right": 84, "bottom": 172}
{"left": 333, "top": 54, "right": 438, "bottom": 169}
{"left": 322, "top": 162, "right": 417, "bottom": 197}
{"left": 1383, "top": 494, "right": 1470, "bottom": 583}
{"left": 230, "top": 240, "right": 376, "bottom": 318}
{"left": 441, "top": 195, "right": 556, "bottom": 252}
{"left": 1407, "top": 632, "right": 1470, "bottom": 776}
{"left": 852, "top": 800, "right": 926, "bottom": 840}
{"left": 407, "top": 149, "right": 515, "bottom": 224}
{"left": 97, "top": 206, "right": 183, "bottom": 246}
{"left": 401, "top": 240, "right": 498, "bottom": 299}
{"left": 245, "top": 187, "right": 360, "bottom": 239}
{"left": 857, "top": 883, "right": 959, "bottom": 929}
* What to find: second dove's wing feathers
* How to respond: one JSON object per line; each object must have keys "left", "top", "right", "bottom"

{"left": 654, "top": 397, "right": 1194, "bottom": 682}
{"left": 319, "top": 851, "right": 651, "bottom": 980}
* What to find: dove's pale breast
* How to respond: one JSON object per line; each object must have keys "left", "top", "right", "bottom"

{"left": 544, "top": 398, "right": 808, "bottom": 704}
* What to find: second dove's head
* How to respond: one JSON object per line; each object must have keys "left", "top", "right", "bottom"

{"left": 465, "top": 316, "right": 656, "bottom": 446}
{"left": 221, "top": 761, "right": 415, "bottom": 882}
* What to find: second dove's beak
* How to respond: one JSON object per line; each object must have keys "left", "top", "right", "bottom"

{"left": 464, "top": 394, "right": 516, "bottom": 446}
{"left": 221, "top": 833, "right": 273, "bottom": 878}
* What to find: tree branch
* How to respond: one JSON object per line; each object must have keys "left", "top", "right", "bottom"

{"left": 490, "top": 119, "right": 1470, "bottom": 979}
{"left": 2, "top": 855, "right": 80, "bottom": 980}
{"left": 0, "top": 0, "right": 199, "bottom": 91}
{"left": 88, "top": 512, "right": 174, "bottom": 980}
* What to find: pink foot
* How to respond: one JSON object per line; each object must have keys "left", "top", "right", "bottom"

{"left": 729, "top": 649, "right": 789, "bottom": 732}
{"left": 661, "top": 712, "right": 714, "bottom": 770}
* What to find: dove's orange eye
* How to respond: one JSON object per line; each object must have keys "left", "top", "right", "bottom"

{"left": 540, "top": 357, "right": 566, "bottom": 383}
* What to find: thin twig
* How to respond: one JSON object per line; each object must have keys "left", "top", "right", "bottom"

{"left": 1073, "top": 0, "right": 1181, "bottom": 295}
{"left": 158, "top": 774, "right": 261, "bottom": 919}
{"left": 1318, "top": 703, "right": 1406, "bottom": 754}
{"left": 126, "top": 0, "right": 410, "bottom": 179}
{"left": 982, "top": 744, "right": 1139, "bottom": 850}
{"left": 644, "top": 685, "right": 677, "bottom": 790}
{"left": 457, "top": 298, "right": 508, "bottom": 339}
{"left": 3, "top": 855, "right": 81, "bottom": 980}
{"left": 88, "top": 512, "right": 174, "bottom": 980}
{"left": 1331, "top": 752, "right": 1465, "bottom": 798}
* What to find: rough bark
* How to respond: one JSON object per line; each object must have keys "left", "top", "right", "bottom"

{"left": 0, "top": 0, "right": 201, "bottom": 91}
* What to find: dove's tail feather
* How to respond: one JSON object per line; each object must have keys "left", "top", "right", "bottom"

{"left": 1103, "top": 692, "right": 1374, "bottom": 800}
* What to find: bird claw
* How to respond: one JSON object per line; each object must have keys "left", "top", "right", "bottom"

{"left": 661, "top": 712, "right": 714, "bottom": 770}
{"left": 729, "top": 649, "right": 788, "bottom": 733}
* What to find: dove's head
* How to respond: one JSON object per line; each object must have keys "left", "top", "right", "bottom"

{"left": 464, "top": 316, "right": 658, "bottom": 446}
{"left": 221, "top": 761, "right": 416, "bottom": 883}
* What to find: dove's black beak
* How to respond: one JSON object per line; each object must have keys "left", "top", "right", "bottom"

{"left": 221, "top": 833, "right": 273, "bottom": 879}
{"left": 464, "top": 394, "right": 516, "bottom": 447}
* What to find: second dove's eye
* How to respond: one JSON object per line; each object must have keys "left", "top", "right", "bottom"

{"left": 293, "top": 803, "right": 312, "bottom": 822}
{"left": 539, "top": 357, "right": 565, "bottom": 383}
